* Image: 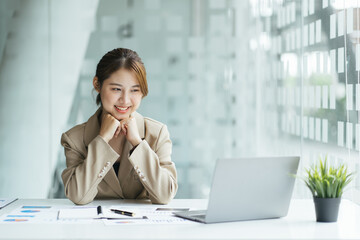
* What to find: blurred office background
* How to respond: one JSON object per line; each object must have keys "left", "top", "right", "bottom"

{"left": 0, "top": 0, "right": 359, "bottom": 203}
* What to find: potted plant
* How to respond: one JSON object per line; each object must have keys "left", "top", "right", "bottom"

{"left": 300, "top": 156, "right": 354, "bottom": 222}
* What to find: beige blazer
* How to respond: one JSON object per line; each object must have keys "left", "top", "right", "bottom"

{"left": 61, "top": 108, "right": 178, "bottom": 205}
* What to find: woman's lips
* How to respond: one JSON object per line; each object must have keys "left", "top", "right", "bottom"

{"left": 114, "top": 105, "right": 130, "bottom": 113}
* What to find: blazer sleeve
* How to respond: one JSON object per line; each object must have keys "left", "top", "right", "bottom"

{"left": 61, "top": 133, "right": 119, "bottom": 205}
{"left": 128, "top": 124, "right": 178, "bottom": 204}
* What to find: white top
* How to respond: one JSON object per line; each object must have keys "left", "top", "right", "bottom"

{"left": 0, "top": 198, "right": 359, "bottom": 239}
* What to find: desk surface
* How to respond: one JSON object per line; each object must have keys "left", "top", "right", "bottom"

{"left": 0, "top": 198, "right": 360, "bottom": 240}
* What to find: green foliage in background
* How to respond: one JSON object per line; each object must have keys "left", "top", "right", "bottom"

{"left": 301, "top": 156, "right": 354, "bottom": 198}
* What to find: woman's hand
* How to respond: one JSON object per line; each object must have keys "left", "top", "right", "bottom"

{"left": 99, "top": 113, "right": 121, "bottom": 143}
{"left": 120, "top": 117, "right": 142, "bottom": 147}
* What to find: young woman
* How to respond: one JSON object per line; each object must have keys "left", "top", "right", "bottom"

{"left": 61, "top": 48, "right": 178, "bottom": 205}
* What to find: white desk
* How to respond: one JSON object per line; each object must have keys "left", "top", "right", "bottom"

{"left": 0, "top": 198, "right": 360, "bottom": 239}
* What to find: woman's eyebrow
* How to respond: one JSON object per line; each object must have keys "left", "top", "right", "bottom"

{"left": 109, "top": 83, "right": 122, "bottom": 87}
{"left": 109, "top": 83, "right": 140, "bottom": 88}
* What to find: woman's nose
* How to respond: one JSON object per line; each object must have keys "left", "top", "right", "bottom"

{"left": 120, "top": 91, "right": 130, "bottom": 103}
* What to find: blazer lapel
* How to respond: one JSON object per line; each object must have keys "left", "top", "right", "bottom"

{"left": 118, "top": 111, "right": 145, "bottom": 185}
{"left": 103, "top": 168, "right": 124, "bottom": 198}
{"left": 83, "top": 107, "right": 124, "bottom": 198}
{"left": 118, "top": 140, "right": 134, "bottom": 180}
{"left": 83, "top": 108, "right": 102, "bottom": 147}
{"left": 132, "top": 111, "right": 145, "bottom": 140}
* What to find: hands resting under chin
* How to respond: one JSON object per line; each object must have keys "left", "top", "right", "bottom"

{"left": 99, "top": 113, "right": 142, "bottom": 147}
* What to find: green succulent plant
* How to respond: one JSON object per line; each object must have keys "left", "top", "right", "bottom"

{"left": 301, "top": 156, "right": 354, "bottom": 198}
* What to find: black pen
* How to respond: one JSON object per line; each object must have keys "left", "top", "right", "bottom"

{"left": 110, "top": 209, "right": 134, "bottom": 217}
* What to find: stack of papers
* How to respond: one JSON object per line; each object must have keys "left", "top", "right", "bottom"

{"left": 58, "top": 206, "right": 196, "bottom": 225}
{"left": 0, "top": 204, "right": 197, "bottom": 225}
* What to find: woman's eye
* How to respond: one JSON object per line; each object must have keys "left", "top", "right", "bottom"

{"left": 112, "top": 88, "right": 121, "bottom": 91}
{"left": 131, "top": 89, "right": 140, "bottom": 92}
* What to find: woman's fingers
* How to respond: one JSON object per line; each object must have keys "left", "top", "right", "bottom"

{"left": 114, "top": 126, "right": 121, "bottom": 138}
{"left": 120, "top": 120, "right": 127, "bottom": 135}
{"left": 122, "top": 117, "right": 141, "bottom": 147}
{"left": 99, "top": 113, "right": 121, "bottom": 142}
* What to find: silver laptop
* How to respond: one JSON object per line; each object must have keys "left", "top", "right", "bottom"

{"left": 174, "top": 156, "right": 300, "bottom": 223}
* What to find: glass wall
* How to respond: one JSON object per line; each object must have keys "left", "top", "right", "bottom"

{"left": 248, "top": 0, "right": 360, "bottom": 201}
{"left": 0, "top": 0, "right": 359, "bottom": 202}
{"left": 0, "top": 0, "right": 98, "bottom": 197}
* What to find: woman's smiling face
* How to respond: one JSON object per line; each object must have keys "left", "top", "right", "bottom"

{"left": 96, "top": 68, "right": 143, "bottom": 120}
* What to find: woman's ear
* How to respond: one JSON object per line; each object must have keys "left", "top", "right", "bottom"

{"left": 93, "top": 77, "right": 100, "bottom": 93}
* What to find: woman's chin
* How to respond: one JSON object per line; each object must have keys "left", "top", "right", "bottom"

{"left": 113, "top": 111, "right": 131, "bottom": 120}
